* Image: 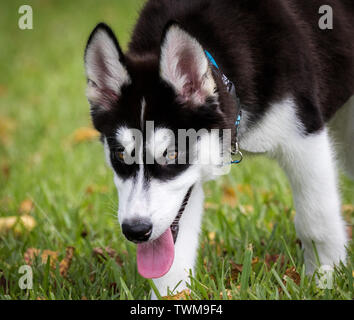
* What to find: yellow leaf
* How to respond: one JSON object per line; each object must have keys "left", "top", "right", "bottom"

{"left": 72, "top": 127, "right": 100, "bottom": 143}
{"left": 24, "top": 248, "right": 58, "bottom": 269}
{"left": 222, "top": 186, "right": 238, "bottom": 208}
{"left": 59, "top": 246, "right": 75, "bottom": 277}
{"left": 19, "top": 199, "right": 34, "bottom": 214}
{"left": 208, "top": 231, "right": 216, "bottom": 241}
{"left": 219, "top": 289, "right": 232, "bottom": 300}
{"left": 204, "top": 202, "right": 218, "bottom": 210}
{"left": 237, "top": 184, "right": 253, "bottom": 197}
{"left": 163, "top": 289, "right": 191, "bottom": 300}
{"left": 0, "top": 215, "right": 36, "bottom": 234}
{"left": 342, "top": 204, "right": 354, "bottom": 213}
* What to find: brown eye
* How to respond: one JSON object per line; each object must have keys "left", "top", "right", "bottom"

{"left": 115, "top": 150, "right": 125, "bottom": 161}
{"left": 167, "top": 150, "right": 178, "bottom": 161}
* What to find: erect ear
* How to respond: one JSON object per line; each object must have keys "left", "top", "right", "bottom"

{"left": 159, "top": 23, "right": 216, "bottom": 105}
{"left": 84, "top": 23, "right": 130, "bottom": 112}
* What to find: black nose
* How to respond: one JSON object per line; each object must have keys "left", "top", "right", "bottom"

{"left": 122, "top": 219, "right": 153, "bottom": 243}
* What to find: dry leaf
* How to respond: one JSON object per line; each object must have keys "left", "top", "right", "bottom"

{"left": 230, "top": 257, "right": 259, "bottom": 281}
{"left": 208, "top": 231, "right": 216, "bottom": 241}
{"left": 85, "top": 185, "right": 109, "bottom": 195}
{"left": 265, "top": 253, "right": 286, "bottom": 270}
{"left": 93, "top": 247, "right": 124, "bottom": 266}
{"left": 59, "top": 246, "right": 75, "bottom": 277}
{"left": 239, "top": 204, "right": 254, "bottom": 214}
{"left": 342, "top": 204, "right": 354, "bottom": 214}
{"left": 71, "top": 127, "right": 99, "bottom": 144}
{"left": 237, "top": 184, "right": 253, "bottom": 197}
{"left": 283, "top": 267, "right": 301, "bottom": 285}
{"left": 0, "top": 215, "right": 36, "bottom": 234}
{"left": 24, "top": 248, "right": 40, "bottom": 265}
{"left": 24, "top": 248, "right": 58, "bottom": 268}
{"left": 1, "top": 162, "right": 10, "bottom": 179}
{"left": 19, "top": 199, "right": 34, "bottom": 214}
{"left": 219, "top": 289, "right": 232, "bottom": 300}
{"left": 204, "top": 202, "right": 218, "bottom": 210}
{"left": 222, "top": 186, "right": 238, "bottom": 208}
{"left": 163, "top": 289, "right": 191, "bottom": 300}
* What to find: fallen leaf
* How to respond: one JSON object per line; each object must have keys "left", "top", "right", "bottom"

{"left": 93, "top": 247, "right": 124, "bottom": 266}
{"left": 219, "top": 289, "right": 232, "bottom": 300}
{"left": 283, "top": 267, "right": 301, "bottom": 285}
{"left": 24, "top": 248, "right": 58, "bottom": 268}
{"left": 342, "top": 204, "right": 354, "bottom": 214}
{"left": 24, "top": 248, "right": 40, "bottom": 265}
{"left": 85, "top": 185, "right": 109, "bottom": 194}
{"left": 19, "top": 199, "right": 34, "bottom": 214}
{"left": 230, "top": 261, "right": 243, "bottom": 281}
{"left": 230, "top": 257, "right": 259, "bottom": 281}
{"left": 239, "top": 204, "right": 254, "bottom": 214}
{"left": 1, "top": 162, "right": 10, "bottom": 180}
{"left": 163, "top": 289, "right": 191, "bottom": 300}
{"left": 265, "top": 253, "right": 286, "bottom": 270}
{"left": 208, "top": 231, "right": 216, "bottom": 241}
{"left": 71, "top": 127, "right": 100, "bottom": 144}
{"left": 204, "top": 202, "right": 218, "bottom": 210}
{"left": 59, "top": 246, "right": 75, "bottom": 277}
{"left": 237, "top": 184, "right": 253, "bottom": 197}
{"left": 81, "top": 296, "right": 88, "bottom": 300}
{"left": 0, "top": 215, "right": 36, "bottom": 234}
{"left": 222, "top": 186, "right": 238, "bottom": 208}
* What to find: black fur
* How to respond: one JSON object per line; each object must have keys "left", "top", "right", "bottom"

{"left": 128, "top": 0, "right": 354, "bottom": 133}
{"left": 85, "top": 0, "right": 354, "bottom": 181}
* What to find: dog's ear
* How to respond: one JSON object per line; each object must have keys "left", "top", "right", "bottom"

{"left": 159, "top": 23, "right": 216, "bottom": 105}
{"left": 84, "top": 23, "right": 130, "bottom": 112}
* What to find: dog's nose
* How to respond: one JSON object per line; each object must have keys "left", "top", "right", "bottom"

{"left": 122, "top": 219, "right": 153, "bottom": 243}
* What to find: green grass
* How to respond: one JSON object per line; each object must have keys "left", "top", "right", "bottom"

{"left": 0, "top": 0, "right": 353, "bottom": 300}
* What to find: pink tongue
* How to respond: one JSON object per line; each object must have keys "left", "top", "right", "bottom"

{"left": 137, "top": 228, "right": 175, "bottom": 279}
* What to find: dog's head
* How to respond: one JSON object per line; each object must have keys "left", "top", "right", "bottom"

{"left": 84, "top": 23, "right": 236, "bottom": 278}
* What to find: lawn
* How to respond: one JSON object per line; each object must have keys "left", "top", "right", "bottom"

{"left": 0, "top": 0, "right": 353, "bottom": 300}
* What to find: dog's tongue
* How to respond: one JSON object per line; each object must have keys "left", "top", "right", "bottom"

{"left": 137, "top": 228, "right": 175, "bottom": 279}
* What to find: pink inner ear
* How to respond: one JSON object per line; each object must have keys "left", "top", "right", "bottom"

{"left": 177, "top": 48, "right": 202, "bottom": 99}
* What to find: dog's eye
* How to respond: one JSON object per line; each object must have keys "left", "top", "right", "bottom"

{"left": 167, "top": 150, "right": 178, "bottom": 161}
{"left": 162, "top": 149, "right": 178, "bottom": 164}
{"left": 114, "top": 149, "right": 125, "bottom": 162}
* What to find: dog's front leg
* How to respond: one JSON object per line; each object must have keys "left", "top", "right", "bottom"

{"left": 151, "top": 184, "right": 204, "bottom": 299}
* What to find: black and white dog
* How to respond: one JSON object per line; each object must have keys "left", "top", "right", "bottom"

{"left": 84, "top": 0, "right": 353, "bottom": 297}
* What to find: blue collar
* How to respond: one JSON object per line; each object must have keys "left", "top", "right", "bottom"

{"left": 205, "top": 50, "right": 243, "bottom": 164}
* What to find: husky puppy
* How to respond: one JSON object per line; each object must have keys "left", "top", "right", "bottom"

{"left": 84, "top": 0, "right": 354, "bottom": 297}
